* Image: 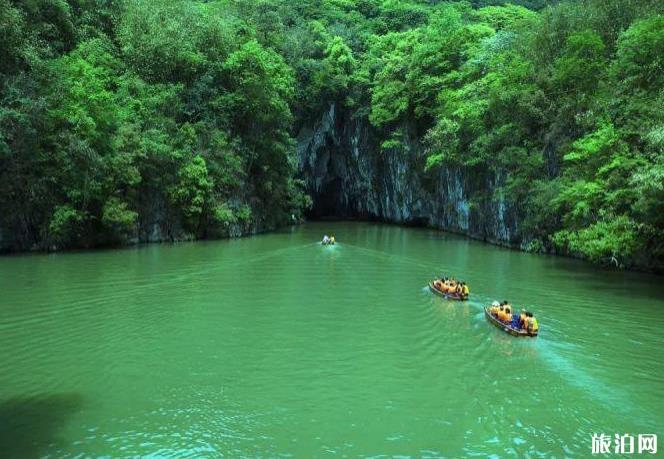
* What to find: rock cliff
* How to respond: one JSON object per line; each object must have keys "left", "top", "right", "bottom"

{"left": 296, "top": 104, "right": 523, "bottom": 247}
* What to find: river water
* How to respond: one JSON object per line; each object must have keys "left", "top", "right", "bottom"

{"left": 0, "top": 222, "right": 662, "bottom": 458}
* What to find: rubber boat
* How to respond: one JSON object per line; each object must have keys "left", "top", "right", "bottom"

{"left": 428, "top": 281, "right": 467, "bottom": 301}
{"left": 484, "top": 307, "right": 538, "bottom": 337}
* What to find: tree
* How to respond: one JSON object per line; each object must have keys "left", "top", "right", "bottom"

{"left": 313, "top": 36, "right": 356, "bottom": 101}
{"left": 169, "top": 155, "right": 213, "bottom": 231}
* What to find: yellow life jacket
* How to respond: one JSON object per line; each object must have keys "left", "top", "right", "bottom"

{"left": 463, "top": 285, "right": 470, "bottom": 295}
{"left": 532, "top": 318, "right": 539, "bottom": 332}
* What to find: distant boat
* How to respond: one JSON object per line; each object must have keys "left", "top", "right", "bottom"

{"left": 428, "top": 281, "right": 466, "bottom": 301}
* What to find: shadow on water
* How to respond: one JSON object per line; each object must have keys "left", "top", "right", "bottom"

{"left": 0, "top": 393, "right": 83, "bottom": 459}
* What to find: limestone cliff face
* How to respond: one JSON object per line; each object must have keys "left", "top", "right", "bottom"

{"left": 296, "top": 104, "right": 523, "bottom": 247}
{"left": 133, "top": 190, "right": 270, "bottom": 245}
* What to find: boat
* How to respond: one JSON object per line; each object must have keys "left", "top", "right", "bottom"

{"left": 484, "top": 307, "right": 538, "bottom": 337}
{"left": 428, "top": 281, "right": 467, "bottom": 301}
{"left": 321, "top": 236, "right": 336, "bottom": 245}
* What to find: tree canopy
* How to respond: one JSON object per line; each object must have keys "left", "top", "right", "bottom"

{"left": 0, "top": 0, "right": 662, "bottom": 269}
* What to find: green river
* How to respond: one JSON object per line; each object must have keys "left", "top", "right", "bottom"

{"left": 1, "top": 222, "right": 663, "bottom": 458}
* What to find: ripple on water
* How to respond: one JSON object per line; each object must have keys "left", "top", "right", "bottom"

{"left": 0, "top": 222, "right": 662, "bottom": 457}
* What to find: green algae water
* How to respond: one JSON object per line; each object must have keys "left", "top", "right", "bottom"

{"left": 1, "top": 222, "right": 663, "bottom": 458}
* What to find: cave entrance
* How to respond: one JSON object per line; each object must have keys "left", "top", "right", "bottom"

{"left": 307, "top": 177, "right": 345, "bottom": 219}
{"left": 405, "top": 216, "right": 429, "bottom": 227}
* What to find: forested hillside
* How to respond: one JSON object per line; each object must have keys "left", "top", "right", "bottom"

{"left": 1, "top": 0, "right": 662, "bottom": 270}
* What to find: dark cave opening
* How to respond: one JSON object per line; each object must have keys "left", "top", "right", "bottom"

{"left": 306, "top": 177, "right": 345, "bottom": 219}
{"left": 302, "top": 167, "right": 431, "bottom": 227}
{"left": 404, "top": 216, "right": 429, "bottom": 227}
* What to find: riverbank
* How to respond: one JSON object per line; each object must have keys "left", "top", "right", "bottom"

{"left": 0, "top": 212, "right": 300, "bottom": 255}
{"left": 344, "top": 217, "right": 664, "bottom": 274}
{"left": 2, "top": 217, "right": 661, "bottom": 274}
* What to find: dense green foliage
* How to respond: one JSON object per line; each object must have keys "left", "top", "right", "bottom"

{"left": 1, "top": 0, "right": 662, "bottom": 268}
{"left": 0, "top": 0, "right": 309, "bottom": 248}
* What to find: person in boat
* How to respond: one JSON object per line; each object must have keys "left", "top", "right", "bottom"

{"left": 524, "top": 311, "right": 539, "bottom": 334}
{"left": 519, "top": 309, "right": 528, "bottom": 329}
{"left": 494, "top": 301, "right": 506, "bottom": 319}
{"left": 499, "top": 302, "right": 512, "bottom": 323}
{"left": 531, "top": 314, "right": 539, "bottom": 333}
{"left": 490, "top": 301, "right": 500, "bottom": 316}
{"left": 440, "top": 275, "right": 449, "bottom": 287}
{"left": 322, "top": 235, "right": 330, "bottom": 244}
{"left": 462, "top": 282, "right": 470, "bottom": 299}
{"left": 436, "top": 276, "right": 453, "bottom": 292}
{"left": 330, "top": 236, "right": 335, "bottom": 244}
{"left": 497, "top": 305, "right": 506, "bottom": 322}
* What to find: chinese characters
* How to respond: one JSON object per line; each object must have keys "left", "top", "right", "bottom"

{"left": 591, "top": 434, "right": 657, "bottom": 455}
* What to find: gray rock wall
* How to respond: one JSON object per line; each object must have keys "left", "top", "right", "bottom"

{"left": 296, "top": 104, "right": 522, "bottom": 247}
